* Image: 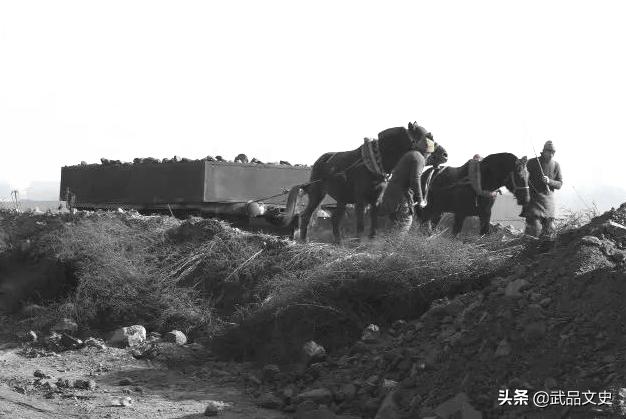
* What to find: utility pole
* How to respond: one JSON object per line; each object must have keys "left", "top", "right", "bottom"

{"left": 10, "top": 190, "right": 20, "bottom": 211}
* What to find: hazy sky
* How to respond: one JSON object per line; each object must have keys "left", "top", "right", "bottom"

{"left": 1, "top": 1, "right": 625, "bottom": 206}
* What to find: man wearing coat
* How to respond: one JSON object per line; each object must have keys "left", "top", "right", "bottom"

{"left": 523, "top": 140, "right": 563, "bottom": 238}
{"left": 377, "top": 137, "right": 435, "bottom": 235}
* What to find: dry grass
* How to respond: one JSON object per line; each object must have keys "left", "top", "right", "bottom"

{"left": 1, "top": 209, "right": 524, "bottom": 359}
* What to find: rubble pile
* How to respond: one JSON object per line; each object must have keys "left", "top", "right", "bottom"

{"left": 232, "top": 204, "right": 626, "bottom": 418}
{"left": 75, "top": 154, "right": 307, "bottom": 168}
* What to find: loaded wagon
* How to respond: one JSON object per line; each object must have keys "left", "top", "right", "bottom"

{"left": 59, "top": 159, "right": 329, "bottom": 234}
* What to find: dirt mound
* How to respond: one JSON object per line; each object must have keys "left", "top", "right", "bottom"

{"left": 270, "top": 204, "right": 626, "bottom": 417}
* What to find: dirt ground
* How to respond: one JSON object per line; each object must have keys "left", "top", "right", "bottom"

{"left": 0, "top": 318, "right": 286, "bottom": 419}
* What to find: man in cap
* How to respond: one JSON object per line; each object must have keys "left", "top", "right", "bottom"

{"left": 523, "top": 140, "right": 563, "bottom": 238}
{"left": 377, "top": 136, "right": 435, "bottom": 235}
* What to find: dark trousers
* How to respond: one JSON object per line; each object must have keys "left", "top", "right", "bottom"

{"left": 525, "top": 216, "right": 555, "bottom": 239}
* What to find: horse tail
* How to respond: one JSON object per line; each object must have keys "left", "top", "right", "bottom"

{"left": 280, "top": 184, "right": 304, "bottom": 227}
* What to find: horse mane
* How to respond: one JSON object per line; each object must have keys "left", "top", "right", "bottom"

{"left": 480, "top": 153, "right": 518, "bottom": 191}
{"left": 376, "top": 126, "right": 420, "bottom": 172}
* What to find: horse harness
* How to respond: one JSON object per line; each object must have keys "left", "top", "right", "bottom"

{"left": 428, "top": 161, "right": 527, "bottom": 207}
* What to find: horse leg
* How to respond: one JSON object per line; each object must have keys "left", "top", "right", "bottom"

{"left": 452, "top": 214, "right": 466, "bottom": 237}
{"left": 299, "top": 187, "right": 325, "bottom": 242}
{"left": 355, "top": 202, "right": 365, "bottom": 241}
{"left": 478, "top": 204, "right": 493, "bottom": 235}
{"left": 332, "top": 203, "right": 347, "bottom": 245}
{"left": 368, "top": 204, "right": 378, "bottom": 239}
{"left": 423, "top": 209, "right": 442, "bottom": 236}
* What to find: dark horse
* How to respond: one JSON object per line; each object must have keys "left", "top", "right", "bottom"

{"left": 419, "top": 153, "right": 530, "bottom": 236}
{"left": 282, "top": 123, "right": 448, "bottom": 243}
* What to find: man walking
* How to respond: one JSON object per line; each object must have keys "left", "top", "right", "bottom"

{"left": 377, "top": 137, "right": 435, "bottom": 235}
{"left": 523, "top": 140, "right": 563, "bottom": 238}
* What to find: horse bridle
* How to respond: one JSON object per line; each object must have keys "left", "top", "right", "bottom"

{"left": 506, "top": 169, "right": 530, "bottom": 194}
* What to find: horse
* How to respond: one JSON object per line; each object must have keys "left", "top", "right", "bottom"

{"left": 282, "top": 123, "right": 448, "bottom": 243}
{"left": 418, "top": 153, "right": 529, "bottom": 236}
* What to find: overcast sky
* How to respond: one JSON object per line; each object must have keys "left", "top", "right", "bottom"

{"left": 1, "top": 1, "right": 625, "bottom": 208}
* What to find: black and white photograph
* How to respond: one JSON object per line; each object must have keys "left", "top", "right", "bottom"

{"left": 1, "top": 1, "right": 625, "bottom": 418}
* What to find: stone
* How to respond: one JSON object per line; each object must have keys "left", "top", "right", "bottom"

{"left": 303, "top": 341, "right": 327, "bottom": 365}
{"left": 245, "top": 373, "right": 262, "bottom": 386}
{"left": 204, "top": 400, "right": 221, "bottom": 416}
{"left": 295, "top": 388, "right": 333, "bottom": 405}
{"left": 73, "top": 379, "right": 97, "bottom": 390}
{"left": 337, "top": 383, "right": 357, "bottom": 401}
{"left": 495, "top": 339, "right": 511, "bottom": 357}
{"left": 581, "top": 235, "right": 602, "bottom": 246}
{"left": 108, "top": 325, "right": 146, "bottom": 348}
{"left": 434, "top": 392, "right": 482, "bottom": 419}
{"left": 51, "top": 318, "right": 78, "bottom": 334}
{"left": 505, "top": 279, "right": 529, "bottom": 297}
{"left": 256, "top": 392, "right": 282, "bottom": 409}
{"left": 375, "top": 390, "right": 402, "bottom": 419}
{"left": 18, "top": 330, "right": 38, "bottom": 343}
{"left": 538, "top": 297, "right": 552, "bottom": 307}
{"left": 84, "top": 337, "right": 106, "bottom": 349}
{"left": 262, "top": 364, "right": 281, "bottom": 382}
{"left": 523, "top": 321, "right": 547, "bottom": 340}
{"left": 361, "top": 324, "right": 381, "bottom": 342}
{"left": 43, "top": 332, "right": 64, "bottom": 351}
{"left": 60, "top": 333, "right": 83, "bottom": 350}
{"left": 118, "top": 377, "right": 134, "bottom": 386}
{"left": 163, "top": 330, "right": 187, "bottom": 345}
{"left": 381, "top": 379, "right": 398, "bottom": 392}
{"left": 296, "top": 399, "right": 318, "bottom": 413}
{"left": 40, "top": 380, "right": 58, "bottom": 392}
{"left": 111, "top": 396, "right": 133, "bottom": 407}
{"left": 34, "top": 369, "right": 52, "bottom": 379}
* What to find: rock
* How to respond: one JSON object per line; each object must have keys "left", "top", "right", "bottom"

{"left": 34, "top": 369, "right": 52, "bottom": 379}
{"left": 118, "top": 377, "right": 134, "bottom": 386}
{"left": 56, "top": 378, "right": 72, "bottom": 388}
{"left": 256, "top": 392, "right": 282, "bottom": 409}
{"left": 303, "top": 341, "right": 327, "bottom": 365}
{"left": 245, "top": 373, "right": 262, "bottom": 386}
{"left": 51, "top": 318, "right": 78, "bottom": 334}
{"left": 505, "top": 279, "right": 529, "bottom": 297}
{"left": 84, "top": 337, "right": 106, "bottom": 349}
{"left": 296, "top": 399, "right": 318, "bottom": 413}
{"left": 495, "top": 339, "right": 511, "bottom": 357}
{"left": 60, "top": 333, "right": 83, "bottom": 350}
{"left": 18, "top": 330, "right": 38, "bottom": 343}
{"left": 538, "top": 297, "right": 552, "bottom": 307}
{"left": 434, "top": 392, "right": 482, "bottom": 419}
{"left": 381, "top": 379, "right": 398, "bottom": 392}
{"left": 110, "top": 397, "right": 133, "bottom": 407}
{"left": 282, "top": 386, "right": 296, "bottom": 402}
{"left": 73, "top": 379, "right": 97, "bottom": 390}
{"left": 108, "top": 325, "right": 146, "bottom": 348}
{"left": 204, "top": 403, "right": 219, "bottom": 416}
{"left": 41, "top": 381, "right": 57, "bottom": 392}
{"left": 163, "top": 330, "right": 187, "bottom": 345}
{"left": 262, "top": 364, "right": 281, "bottom": 382}
{"left": 581, "top": 235, "right": 602, "bottom": 246}
{"left": 523, "top": 321, "right": 547, "bottom": 340}
{"left": 43, "top": 332, "right": 64, "bottom": 351}
{"left": 337, "top": 383, "right": 357, "bottom": 401}
{"left": 375, "top": 390, "right": 402, "bottom": 419}
{"left": 295, "top": 388, "right": 333, "bottom": 405}
{"left": 361, "top": 324, "right": 381, "bottom": 342}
